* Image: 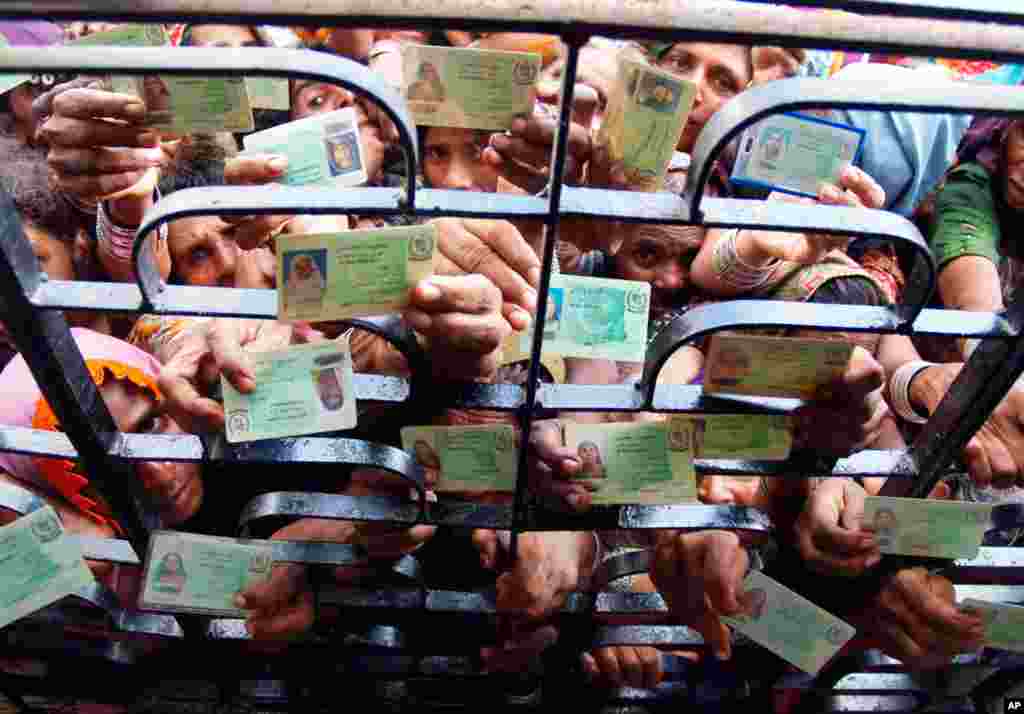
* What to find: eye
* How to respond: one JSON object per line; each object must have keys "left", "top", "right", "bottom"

{"left": 423, "top": 145, "right": 448, "bottom": 163}
{"left": 710, "top": 69, "right": 739, "bottom": 96}
{"left": 188, "top": 246, "right": 212, "bottom": 267}
{"left": 633, "top": 244, "right": 660, "bottom": 268}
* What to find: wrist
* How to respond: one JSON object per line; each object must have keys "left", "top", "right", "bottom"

{"left": 889, "top": 360, "right": 937, "bottom": 424}
{"left": 108, "top": 192, "right": 154, "bottom": 229}
{"left": 734, "top": 229, "right": 777, "bottom": 268}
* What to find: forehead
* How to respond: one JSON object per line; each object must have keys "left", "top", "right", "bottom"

{"left": 627, "top": 224, "right": 706, "bottom": 252}
{"left": 424, "top": 126, "right": 487, "bottom": 145}
{"left": 168, "top": 216, "right": 225, "bottom": 247}
{"left": 188, "top": 24, "right": 258, "bottom": 46}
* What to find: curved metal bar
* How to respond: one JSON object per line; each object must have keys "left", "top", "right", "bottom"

{"left": 72, "top": 582, "right": 183, "bottom": 638}
{"left": 591, "top": 625, "right": 703, "bottom": 648}
{"left": 949, "top": 548, "right": 1024, "bottom": 586}
{"left": 266, "top": 541, "right": 423, "bottom": 581}
{"left": 641, "top": 301, "right": 1016, "bottom": 399}
{"left": 592, "top": 550, "right": 653, "bottom": 589}
{"left": 240, "top": 491, "right": 772, "bottom": 533}
{"left": 133, "top": 186, "right": 402, "bottom": 313}
{"left": 688, "top": 77, "right": 1024, "bottom": 220}
{"left": 224, "top": 440, "right": 422, "bottom": 491}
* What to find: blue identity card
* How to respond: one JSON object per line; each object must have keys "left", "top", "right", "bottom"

{"left": 730, "top": 112, "right": 865, "bottom": 199}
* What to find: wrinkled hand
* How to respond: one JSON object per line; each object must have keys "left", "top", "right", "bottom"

{"left": 792, "top": 346, "right": 886, "bottom": 457}
{"left": 157, "top": 318, "right": 294, "bottom": 433}
{"left": 739, "top": 166, "right": 886, "bottom": 265}
{"left": 911, "top": 363, "right": 1024, "bottom": 487}
{"left": 527, "top": 419, "right": 599, "bottom": 512}
{"left": 474, "top": 530, "right": 596, "bottom": 621}
{"left": 35, "top": 79, "right": 164, "bottom": 206}
{"left": 482, "top": 87, "right": 594, "bottom": 193}
{"left": 433, "top": 218, "right": 541, "bottom": 324}
{"left": 236, "top": 564, "right": 314, "bottom": 640}
{"left": 852, "top": 568, "right": 984, "bottom": 670}
{"left": 794, "top": 478, "right": 879, "bottom": 576}
{"left": 582, "top": 647, "right": 663, "bottom": 690}
{"left": 650, "top": 530, "right": 748, "bottom": 660}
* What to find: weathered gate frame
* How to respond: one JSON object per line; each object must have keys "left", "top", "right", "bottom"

{"left": 0, "top": 1, "right": 1023, "bottom": 711}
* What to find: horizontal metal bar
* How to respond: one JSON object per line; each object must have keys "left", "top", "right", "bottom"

{"left": 73, "top": 581, "right": 183, "bottom": 637}
{"left": 13, "top": 1, "right": 1024, "bottom": 65}
{"left": 591, "top": 625, "right": 702, "bottom": 648}
{"left": 238, "top": 491, "right": 775, "bottom": 532}
{"left": 753, "top": 0, "right": 1024, "bottom": 24}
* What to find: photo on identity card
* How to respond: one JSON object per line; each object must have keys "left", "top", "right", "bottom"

{"left": 730, "top": 112, "right": 865, "bottom": 198}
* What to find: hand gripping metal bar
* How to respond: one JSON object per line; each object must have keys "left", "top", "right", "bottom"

{"left": 14, "top": 0, "right": 1024, "bottom": 65}
{"left": 881, "top": 286, "right": 1024, "bottom": 499}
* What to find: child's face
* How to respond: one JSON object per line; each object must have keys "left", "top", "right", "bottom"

{"left": 422, "top": 127, "right": 500, "bottom": 193}
{"left": 616, "top": 224, "right": 704, "bottom": 311}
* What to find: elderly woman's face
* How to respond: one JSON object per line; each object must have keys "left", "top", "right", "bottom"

{"left": 615, "top": 224, "right": 704, "bottom": 311}
{"left": 167, "top": 216, "right": 273, "bottom": 290}
{"left": 100, "top": 378, "right": 202, "bottom": 525}
{"left": 1004, "top": 122, "right": 1024, "bottom": 211}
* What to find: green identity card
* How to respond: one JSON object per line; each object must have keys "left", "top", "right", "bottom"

{"left": 563, "top": 421, "right": 696, "bottom": 504}
{"left": 139, "top": 531, "right": 273, "bottom": 617}
{"left": 517, "top": 274, "right": 650, "bottom": 363}
{"left": 246, "top": 77, "right": 290, "bottom": 111}
{"left": 401, "top": 424, "right": 517, "bottom": 493}
{"left": 275, "top": 223, "right": 437, "bottom": 323}
{"left": 596, "top": 56, "right": 697, "bottom": 191}
{"left": 704, "top": 332, "right": 853, "bottom": 400}
{"left": 960, "top": 599, "right": 1024, "bottom": 653}
{"left": 402, "top": 43, "right": 541, "bottom": 131}
{"left": 863, "top": 496, "right": 992, "bottom": 560}
{"left": 66, "top": 24, "right": 168, "bottom": 47}
{"left": 109, "top": 74, "right": 255, "bottom": 134}
{"left": 243, "top": 106, "right": 367, "bottom": 187}
{"left": 721, "top": 570, "right": 856, "bottom": 675}
{"left": 0, "top": 506, "right": 95, "bottom": 630}
{"left": 731, "top": 112, "right": 865, "bottom": 199}
{"left": 222, "top": 336, "right": 357, "bottom": 443}
{"left": 668, "top": 413, "right": 793, "bottom": 460}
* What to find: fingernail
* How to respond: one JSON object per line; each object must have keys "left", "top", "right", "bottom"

{"left": 866, "top": 553, "right": 881, "bottom": 568}
{"left": 125, "top": 101, "right": 146, "bottom": 117}
{"left": 233, "top": 594, "right": 247, "bottom": 609}
{"left": 527, "top": 266, "right": 542, "bottom": 286}
{"left": 406, "top": 311, "right": 432, "bottom": 331}
{"left": 268, "top": 157, "right": 288, "bottom": 174}
{"left": 137, "top": 131, "right": 158, "bottom": 145}
{"left": 491, "top": 134, "right": 510, "bottom": 151}
{"left": 418, "top": 281, "right": 442, "bottom": 301}
{"left": 819, "top": 184, "right": 840, "bottom": 201}
{"left": 511, "top": 308, "right": 532, "bottom": 329}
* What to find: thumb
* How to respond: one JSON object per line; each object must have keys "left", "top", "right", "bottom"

{"left": 236, "top": 563, "right": 303, "bottom": 612}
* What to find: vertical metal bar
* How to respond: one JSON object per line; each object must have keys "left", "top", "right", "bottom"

{"left": 0, "top": 189, "right": 148, "bottom": 553}
{"left": 880, "top": 291, "right": 1024, "bottom": 497}
{"left": 509, "top": 37, "right": 586, "bottom": 561}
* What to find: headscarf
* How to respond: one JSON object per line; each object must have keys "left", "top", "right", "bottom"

{"left": 956, "top": 116, "right": 1021, "bottom": 176}
{"left": 0, "top": 328, "right": 162, "bottom": 531}
{"left": 0, "top": 21, "right": 62, "bottom": 96}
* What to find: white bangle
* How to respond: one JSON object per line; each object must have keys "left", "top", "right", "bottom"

{"left": 888, "top": 360, "right": 935, "bottom": 424}
{"left": 577, "top": 532, "right": 603, "bottom": 590}
{"left": 711, "top": 228, "right": 780, "bottom": 290}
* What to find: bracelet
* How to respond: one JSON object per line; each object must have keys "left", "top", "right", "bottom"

{"left": 710, "top": 228, "right": 780, "bottom": 289}
{"left": 888, "top": 360, "right": 935, "bottom": 424}
{"left": 96, "top": 188, "right": 166, "bottom": 266}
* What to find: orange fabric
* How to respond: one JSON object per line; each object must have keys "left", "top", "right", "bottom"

{"left": 29, "top": 360, "right": 161, "bottom": 533}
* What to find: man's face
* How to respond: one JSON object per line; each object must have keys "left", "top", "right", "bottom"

{"left": 1004, "top": 122, "right": 1024, "bottom": 211}
{"left": 422, "top": 127, "right": 500, "bottom": 192}
{"left": 615, "top": 224, "right": 704, "bottom": 311}
{"left": 656, "top": 42, "right": 750, "bottom": 154}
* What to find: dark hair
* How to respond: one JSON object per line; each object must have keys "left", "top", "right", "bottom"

{"left": 806, "top": 275, "right": 885, "bottom": 307}
{"left": 179, "top": 24, "right": 262, "bottom": 48}
{"left": 0, "top": 123, "right": 79, "bottom": 243}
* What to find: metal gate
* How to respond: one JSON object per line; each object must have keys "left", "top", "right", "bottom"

{"left": 0, "top": 1, "right": 1023, "bottom": 711}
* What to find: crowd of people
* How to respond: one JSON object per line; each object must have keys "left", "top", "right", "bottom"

{"left": 1, "top": 14, "right": 1024, "bottom": 694}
